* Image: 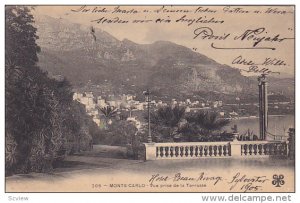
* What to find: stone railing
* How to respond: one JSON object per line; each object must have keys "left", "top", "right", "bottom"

{"left": 235, "top": 141, "right": 288, "bottom": 157}
{"left": 144, "top": 140, "right": 288, "bottom": 160}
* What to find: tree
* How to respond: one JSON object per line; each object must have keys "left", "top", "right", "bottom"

{"left": 94, "top": 120, "right": 137, "bottom": 146}
{"left": 5, "top": 6, "right": 92, "bottom": 175}
{"left": 5, "top": 6, "right": 49, "bottom": 174}
{"left": 97, "top": 105, "right": 118, "bottom": 126}
{"left": 5, "top": 6, "right": 40, "bottom": 68}
{"left": 148, "top": 105, "right": 186, "bottom": 141}
{"left": 186, "top": 111, "right": 230, "bottom": 141}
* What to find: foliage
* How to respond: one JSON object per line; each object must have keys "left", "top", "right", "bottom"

{"left": 238, "top": 129, "right": 259, "bottom": 141}
{"left": 5, "top": 6, "right": 92, "bottom": 175}
{"left": 147, "top": 105, "right": 186, "bottom": 142}
{"left": 97, "top": 105, "right": 118, "bottom": 127}
{"left": 126, "top": 131, "right": 148, "bottom": 160}
{"left": 92, "top": 120, "right": 137, "bottom": 146}
{"left": 148, "top": 105, "right": 231, "bottom": 142}
{"left": 5, "top": 132, "right": 18, "bottom": 173}
{"left": 186, "top": 111, "right": 230, "bottom": 134}
{"left": 98, "top": 106, "right": 118, "bottom": 118}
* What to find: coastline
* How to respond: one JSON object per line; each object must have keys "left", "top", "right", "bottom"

{"left": 229, "top": 114, "right": 292, "bottom": 120}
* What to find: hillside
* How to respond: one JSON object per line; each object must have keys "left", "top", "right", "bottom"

{"left": 35, "top": 15, "right": 293, "bottom": 101}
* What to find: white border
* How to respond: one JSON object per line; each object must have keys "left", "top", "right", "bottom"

{"left": 0, "top": 1, "right": 298, "bottom": 203}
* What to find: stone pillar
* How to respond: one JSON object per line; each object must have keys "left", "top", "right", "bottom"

{"left": 144, "top": 143, "right": 156, "bottom": 160}
{"left": 258, "top": 74, "right": 268, "bottom": 140}
{"left": 230, "top": 138, "right": 241, "bottom": 158}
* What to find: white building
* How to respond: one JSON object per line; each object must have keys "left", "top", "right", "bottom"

{"left": 107, "top": 100, "right": 116, "bottom": 107}
{"left": 93, "top": 116, "right": 101, "bottom": 126}
{"left": 97, "top": 98, "right": 106, "bottom": 107}
{"left": 127, "top": 117, "right": 142, "bottom": 129}
{"left": 85, "top": 92, "right": 94, "bottom": 98}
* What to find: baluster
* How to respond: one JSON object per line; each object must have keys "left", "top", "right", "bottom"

{"left": 247, "top": 144, "right": 251, "bottom": 155}
{"left": 161, "top": 147, "right": 165, "bottom": 158}
{"left": 209, "top": 146, "right": 213, "bottom": 156}
{"left": 213, "top": 146, "right": 217, "bottom": 156}
{"left": 208, "top": 146, "right": 213, "bottom": 156}
{"left": 244, "top": 145, "right": 248, "bottom": 156}
{"left": 241, "top": 145, "right": 244, "bottom": 156}
{"left": 195, "top": 146, "right": 198, "bottom": 157}
{"left": 169, "top": 146, "right": 174, "bottom": 158}
{"left": 174, "top": 146, "right": 178, "bottom": 157}
{"left": 164, "top": 147, "right": 168, "bottom": 157}
{"left": 223, "top": 145, "right": 227, "bottom": 156}
{"left": 158, "top": 147, "right": 162, "bottom": 158}
{"left": 253, "top": 144, "right": 257, "bottom": 155}
{"left": 204, "top": 146, "right": 208, "bottom": 156}
{"left": 263, "top": 144, "right": 267, "bottom": 155}
{"left": 193, "top": 146, "right": 196, "bottom": 157}
{"left": 156, "top": 147, "right": 159, "bottom": 157}
{"left": 255, "top": 144, "right": 259, "bottom": 155}
{"left": 186, "top": 146, "right": 190, "bottom": 157}
{"left": 180, "top": 146, "right": 184, "bottom": 157}
{"left": 258, "top": 144, "right": 262, "bottom": 155}
{"left": 199, "top": 146, "right": 203, "bottom": 157}
{"left": 218, "top": 145, "right": 222, "bottom": 156}
{"left": 249, "top": 144, "right": 253, "bottom": 155}
{"left": 190, "top": 146, "right": 194, "bottom": 157}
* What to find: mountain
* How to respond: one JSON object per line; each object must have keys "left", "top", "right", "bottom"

{"left": 249, "top": 76, "right": 294, "bottom": 99}
{"left": 34, "top": 15, "right": 294, "bottom": 101}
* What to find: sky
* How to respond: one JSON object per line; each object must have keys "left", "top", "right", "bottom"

{"left": 33, "top": 5, "right": 295, "bottom": 77}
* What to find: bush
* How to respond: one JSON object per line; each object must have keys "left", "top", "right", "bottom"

{"left": 93, "top": 120, "right": 137, "bottom": 146}
{"left": 5, "top": 6, "right": 93, "bottom": 175}
{"left": 5, "top": 132, "right": 17, "bottom": 176}
{"left": 126, "top": 131, "right": 147, "bottom": 160}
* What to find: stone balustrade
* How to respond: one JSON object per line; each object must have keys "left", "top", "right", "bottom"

{"left": 144, "top": 140, "right": 288, "bottom": 160}
{"left": 238, "top": 141, "right": 288, "bottom": 157}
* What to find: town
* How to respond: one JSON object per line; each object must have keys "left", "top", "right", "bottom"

{"left": 73, "top": 90, "right": 294, "bottom": 131}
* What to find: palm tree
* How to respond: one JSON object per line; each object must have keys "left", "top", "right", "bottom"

{"left": 147, "top": 105, "right": 186, "bottom": 141}
{"left": 98, "top": 106, "right": 118, "bottom": 125}
{"left": 187, "top": 111, "right": 230, "bottom": 135}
